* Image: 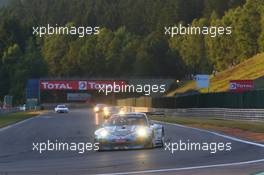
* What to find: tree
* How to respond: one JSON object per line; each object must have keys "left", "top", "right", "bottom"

{"left": 234, "top": 0, "right": 261, "bottom": 60}
{"left": 23, "top": 37, "right": 47, "bottom": 78}
{"left": 135, "top": 32, "right": 185, "bottom": 77}
{"left": 42, "top": 35, "right": 69, "bottom": 76}
{"left": 170, "top": 18, "right": 212, "bottom": 74}
{"left": 205, "top": 8, "right": 241, "bottom": 70}
{"left": 1, "top": 44, "right": 24, "bottom": 102}
{"left": 257, "top": 2, "right": 264, "bottom": 52}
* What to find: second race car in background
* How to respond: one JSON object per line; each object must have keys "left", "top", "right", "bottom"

{"left": 54, "top": 105, "right": 69, "bottom": 113}
{"left": 103, "top": 106, "right": 123, "bottom": 119}
{"left": 93, "top": 104, "right": 107, "bottom": 113}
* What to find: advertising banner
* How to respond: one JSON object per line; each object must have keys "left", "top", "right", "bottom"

{"left": 3, "top": 95, "right": 13, "bottom": 108}
{"left": 40, "top": 80, "right": 127, "bottom": 91}
{"left": 67, "top": 93, "right": 91, "bottom": 101}
{"left": 229, "top": 80, "right": 254, "bottom": 92}
{"left": 195, "top": 74, "right": 209, "bottom": 89}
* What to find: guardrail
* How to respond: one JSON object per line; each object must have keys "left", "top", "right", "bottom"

{"left": 41, "top": 103, "right": 90, "bottom": 110}
{"left": 0, "top": 108, "right": 20, "bottom": 115}
{"left": 123, "top": 107, "right": 264, "bottom": 121}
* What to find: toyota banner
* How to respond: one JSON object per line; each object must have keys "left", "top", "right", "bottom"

{"left": 229, "top": 80, "right": 254, "bottom": 92}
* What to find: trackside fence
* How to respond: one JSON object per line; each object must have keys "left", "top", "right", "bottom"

{"left": 117, "top": 90, "right": 264, "bottom": 109}
{"left": 117, "top": 90, "right": 264, "bottom": 120}
{"left": 0, "top": 108, "right": 20, "bottom": 116}
{"left": 121, "top": 107, "right": 264, "bottom": 121}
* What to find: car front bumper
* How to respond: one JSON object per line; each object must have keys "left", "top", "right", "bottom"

{"left": 95, "top": 137, "right": 152, "bottom": 150}
{"left": 56, "top": 110, "right": 68, "bottom": 113}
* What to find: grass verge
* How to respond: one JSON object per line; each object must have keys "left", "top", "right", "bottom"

{"left": 150, "top": 115, "right": 264, "bottom": 142}
{"left": 167, "top": 53, "right": 264, "bottom": 95}
{"left": 0, "top": 111, "right": 45, "bottom": 128}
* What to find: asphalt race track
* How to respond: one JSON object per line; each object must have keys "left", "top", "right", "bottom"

{"left": 0, "top": 109, "right": 263, "bottom": 175}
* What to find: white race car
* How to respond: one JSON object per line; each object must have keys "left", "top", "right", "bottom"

{"left": 103, "top": 106, "right": 123, "bottom": 119}
{"left": 93, "top": 104, "right": 107, "bottom": 113}
{"left": 54, "top": 105, "right": 69, "bottom": 113}
{"left": 94, "top": 112, "right": 164, "bottom": 151}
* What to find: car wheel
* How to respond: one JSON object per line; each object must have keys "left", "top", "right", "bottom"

{"left": 95, "top": 139, "right": 101, "bottom": 151}
{"left": 145, "top": 132, "right": 154, "bottom": 149}
{"left": 160, "top": 128, "right": 165, "bottom": 148}
{"left": 97, "top": 147, "right": 103, "bottom": 152}
{"left": 145, "top": 140, "right": 153, "bottom": 149}
{"left": 97, "top": 144, "right": 106, "bottom": 152}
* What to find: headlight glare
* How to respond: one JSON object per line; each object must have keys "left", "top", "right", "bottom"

{"left": 136, "top": 127, "right": 148, "bottom": 137}
{"left": 94, "top": 107, "right": 99, "bottom": 112}
{"left": 100, "top": 129, "right": 108, "bottom": 138}
{"left": 119, "top": 110, "right": 125, "bottom": 115}
{"left": 104, "top": 110, "right": 109, "bottom": 115}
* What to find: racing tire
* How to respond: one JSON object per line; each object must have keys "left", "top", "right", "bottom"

{"left": 145, "top": 140, "right": 153, "bottom": 149}
{"left": 97, "top": 144, "right": 105, "bottom": 152}
{"left": 144, "top": 132, "right": 155, "bottom": 149}
{"left": 94, "top": 139, "right": 103, "bottom": 152}
{"left": 160, "top": 128, "right": 165, "bottom": 148}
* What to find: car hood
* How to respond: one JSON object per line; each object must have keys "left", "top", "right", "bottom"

{"left": 104, "top": 125, "right": 141, "bottom": 137}
{"left": 57, "top": 108, "right": 68, "bottom": 110}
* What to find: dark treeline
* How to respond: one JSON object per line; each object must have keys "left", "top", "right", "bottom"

{"left": 4, "top": 0, "right": 245, "bottom": 34}
{"left": 1, "top": 0, "right": 263, "bottom": 103}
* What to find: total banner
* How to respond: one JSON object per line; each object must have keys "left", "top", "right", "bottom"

{"left": 40, "top": 80, "right": 127, "bottom": 91}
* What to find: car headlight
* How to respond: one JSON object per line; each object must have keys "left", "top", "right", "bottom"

{"left": 104, "top": 110, "right": 109, "bottom": 115}
{"left": 99, "top": 129, "right": 108, "bottom": 138}
{"left": 94, "top": 107, "right": 99, "bottom": 112}
{"left": 136, "top": 127, "right": 148, "bottom": 137}
{"left": 119, "top": 110, "right": 125, "bottom": 115}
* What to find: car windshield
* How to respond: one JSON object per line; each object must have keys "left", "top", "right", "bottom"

{"left": 105, "top": 115, "right": 147, "bottom": 126}
{"left": 57, "top": 105, "right": 66, "bottom": 108}
{"left": 106, "top": 107, "right": 119, "bottom": 112}
{"left": 96, "top": 104, "right": 105, "bottom": 108}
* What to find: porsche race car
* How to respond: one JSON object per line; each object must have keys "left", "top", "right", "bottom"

{"left": 93, "top": 104, "right": 107, "bottom": 113}
{"left": 94, "top": 112, "right": 164, "bottom": 151}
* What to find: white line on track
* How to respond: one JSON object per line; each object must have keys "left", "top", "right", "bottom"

{"left": 154, "top": 120, "right": 264, "bottom": 148}
{"left": 96, "top": 158, "right": 264, "bottom": 175}
{"left": 95, "top": 120, "right": 264, "bottom": 175}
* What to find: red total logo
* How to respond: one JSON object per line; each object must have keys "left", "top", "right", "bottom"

{"left": 40, "top": 81, "right": 75, "bottom": 90}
